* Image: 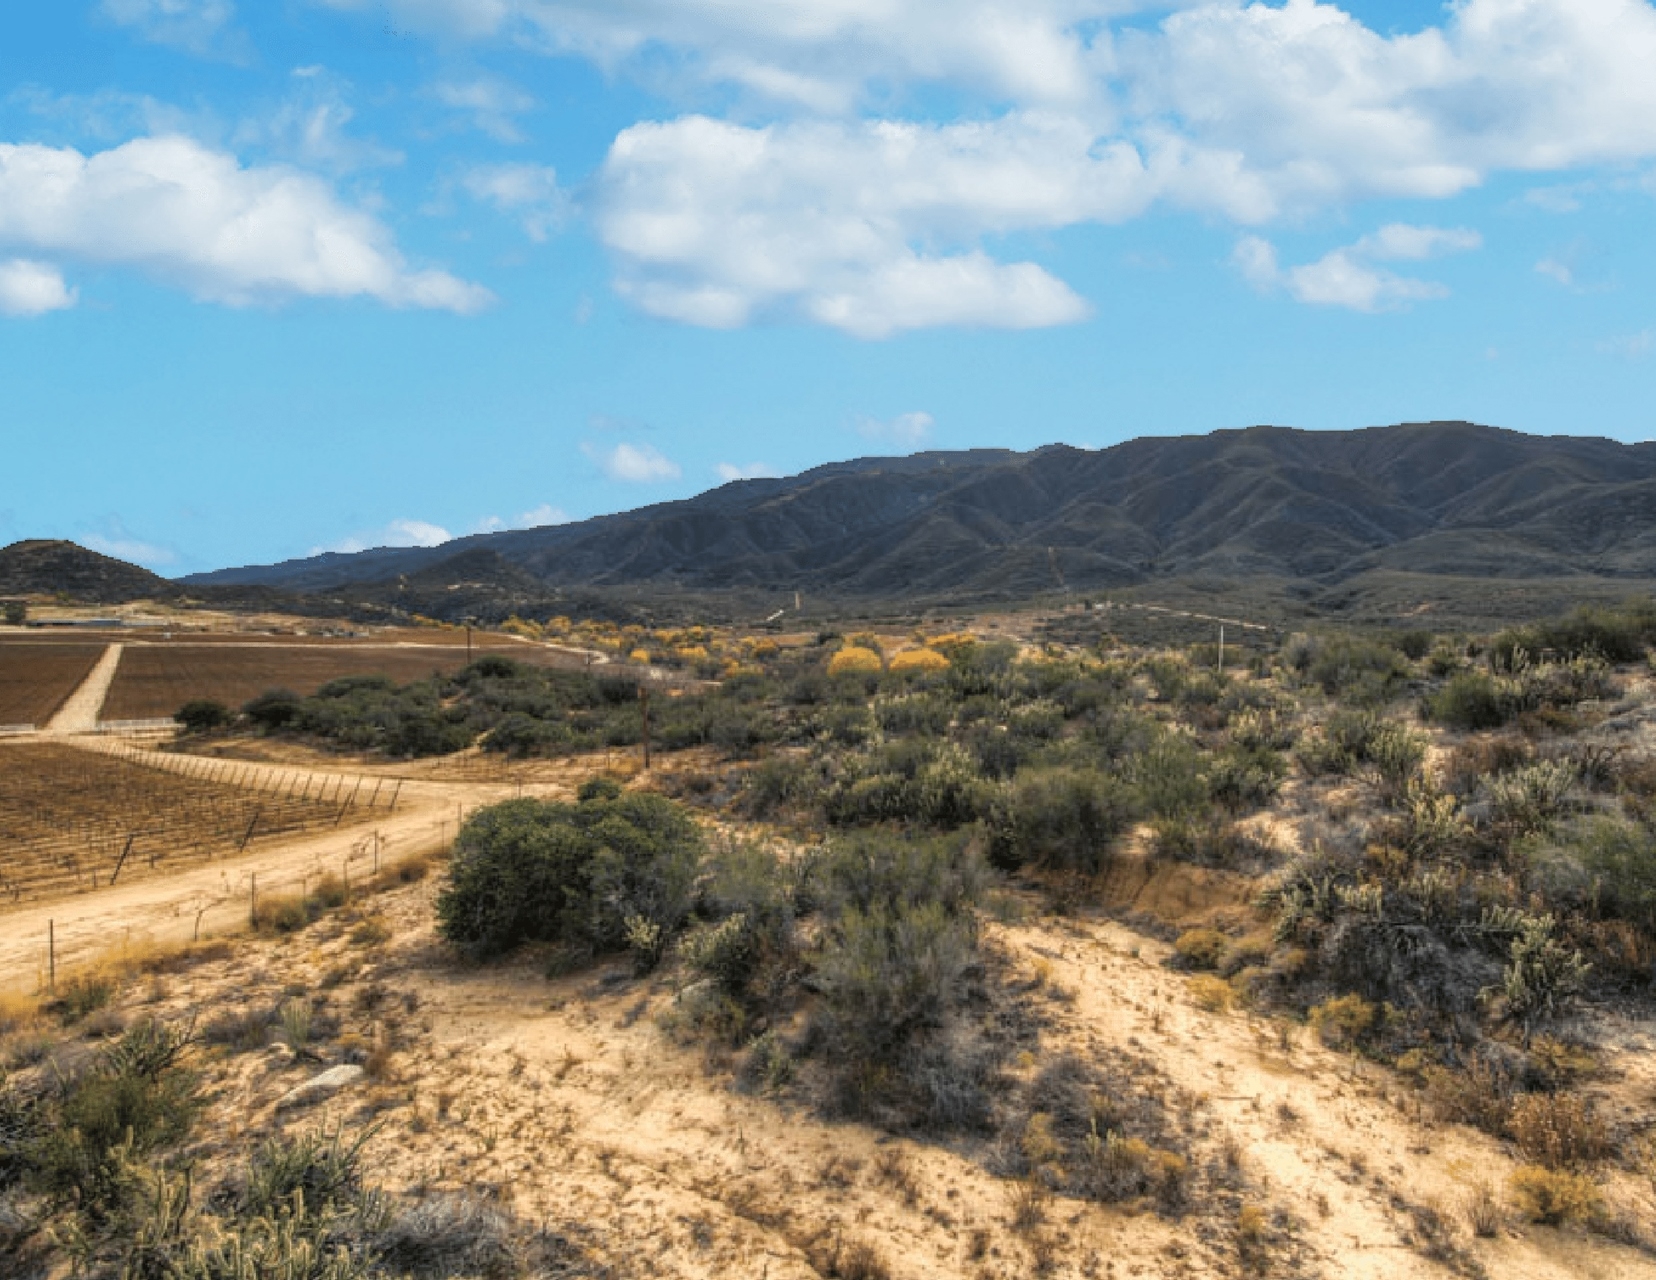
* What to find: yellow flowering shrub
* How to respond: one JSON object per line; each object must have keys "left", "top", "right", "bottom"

{"left": 828, "top": 646, "right": 883, "bottom": 676}
{"left": 888, "top": 648, "right": 950, "bottom": 674}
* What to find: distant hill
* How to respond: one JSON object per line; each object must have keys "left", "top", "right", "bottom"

{"left": 182, "top": 423, "right": 1656, "bottom": 617}
{"left": 0, "top": 539, "right": 175, "bottom": 604}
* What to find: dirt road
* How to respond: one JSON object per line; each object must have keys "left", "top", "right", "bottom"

{"left": 44, "top": 642, "right": 122, "bottom": 733}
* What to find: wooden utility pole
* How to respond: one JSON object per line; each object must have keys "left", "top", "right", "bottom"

{"left": 639, "top": 684, "right": 651, "bottom": 770}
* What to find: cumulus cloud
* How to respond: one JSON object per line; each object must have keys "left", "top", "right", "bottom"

{"left": 0, "top": 135, "right": 488, "bottom": 311}
{"left": 1234, "top": 223, "right": 1479, "bottom": 312}
{"left": 318, "top": 0, "right": 1656, "bottom": 335}
{"left": 583, "top": 441, "right": 682, "bottom": 483}
{"left": 316, "top": 0, "right": 1112, "bottom": 109}
{"left": 597, "top": 114, "right": 1111, "bottom": 337}
{"left": 1123, "top": 0, "right": 1656, "bottom": 218}
{"left": 101, "top": 0, "right": 246, "bottom": 59}
{"left": 435, "top": 77, "right": 536, "bottom": 142}
{"left": 855, "top": 411, "right": 935, "bottom": 448}
{"left": 316, "top": 517, "right": 453, "bottom": 555}
{"left": 474, "top": 503, "right": 570, "bottom": 533}
{"left": 462, "top": 163, "right": 565, "bottom": 240}
{"left": 0, "top": 260, "right": 75, "bottom": 317}
{"left": 715, "top": 462, "right": 778, "bottom": 481}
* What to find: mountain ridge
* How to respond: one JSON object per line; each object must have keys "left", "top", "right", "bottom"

{"left": 177, "top": 423, "right": 1656, "bottom": 609}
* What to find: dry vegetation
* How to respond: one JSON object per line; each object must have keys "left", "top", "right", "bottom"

{"left": 5, "top": 601, "right": 1656, "bottom": 1279}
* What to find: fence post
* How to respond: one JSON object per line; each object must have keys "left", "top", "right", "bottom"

{"left": 110, "top": 833, "right": 136, "bottom": 886}
{"left": 238, "top": 808, "right": 262, "bottom": 852}
{"left": 48, "top": 919, "right": 55, "bottom": 997}
{"left": 249, "top": 873, "right": 257, "bottom": 926}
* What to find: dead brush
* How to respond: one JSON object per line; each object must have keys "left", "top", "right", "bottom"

{"left": 1007, "top": 1177, "right": 1050, "bottom": 1234}
{"left": 1506, "top": 1090, "right": 1612, "bottom": 1169}
{"left": 803, "top": 1228, "right": 892, "bottom": 1280}
{"left": 1462, "top": 1180, "right": 1503, "bottom": 1238}
{"left": 872, "top": 1146, "right": 919, "bottom": 1206}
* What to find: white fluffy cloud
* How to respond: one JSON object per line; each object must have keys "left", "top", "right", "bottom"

{"left": 597, "top": 114, "right": 1116, "bottom": 336}
{"left": 855, "top": 411, "right": 935, "bottom": 447}
{"left": 323, "top": 0, "right": 1656, "bottom": 335}
{"left": 0, "top": 135, "right": 488, "bottom": 311}
{"left": 474, "top": 503, "right": 570, "bottom": 532}
{"left": 1235, "top": 223, "right": 1480, "bottom": 311}
{"left": 583, "top": 441, "right": 682, "bottom": 483}
{"left": 318, "top": 0, "right": 1118, "bottom": 109}
{"left": 101, "top": 0, "right": 245, "bottom": 58}
{"left": 317, "top": 518, "right": 453, "bottom": 555}
{"left": 0, "top": 260, "right": 75, "bottom": 317}
{"left": 1122, "top": 0, "right": 1656, "bottom": 217}
{"left": 715, "top": 462, "right": 778, "bottom": 481}
{"left": 462, "top": 163, "right": 565, "bottom": 240}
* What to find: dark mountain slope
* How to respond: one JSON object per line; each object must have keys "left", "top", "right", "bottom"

{"left": 182, "top": 423, "right": 1656, "bottom": 607}
{"left": 0, "top": 540, "right": 175, "bottom": 603}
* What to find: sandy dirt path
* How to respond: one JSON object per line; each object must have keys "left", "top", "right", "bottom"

{"left": 44, "top": 642, "right": 122, "bottom": 733}
{"left": 177, "top": 880, "right": 1656, "bottom": 1280}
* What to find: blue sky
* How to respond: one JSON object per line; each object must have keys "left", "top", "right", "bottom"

{"left": 1, "top": 0, "right": 1653, "bottom": 575}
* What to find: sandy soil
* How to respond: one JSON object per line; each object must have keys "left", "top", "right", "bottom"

{"left": 44, "top": 642, "right": 122, "bottom": 733}
{"left": 67, "top": 863, "right": 1648, "bottom": 1280}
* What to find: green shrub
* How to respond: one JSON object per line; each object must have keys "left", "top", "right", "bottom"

{"left": 813, "top": 901, "right": 975, "bottom": 1067}
{"left": 823, "top": 743, "right": 991, "bottom": 830}
{"left": 1130, "top": 734, "right": 1207, "bottom": 821}
{"left": 808, "top": 833, "right": 986, "bottom": 922}
{"left": 174, "top": 699, "right": 231, "bottom": 733}
{"left": 1208, "top": 745, "right": 1286, "bottom": 814}
{"left": 1299, "top": 634, "right": 1409, "bottom": 702}
{"left": 241, "top": 1125, "right": 371, "bottom": 1223}
{"left": 27, "top": 1019, "right": 197, "bottom": 1217}
{"left": 1425, "top": 671, "right": 1512, "bottom": 730}
{"left": 436, "top": 789, "right": 702, "bottom": 963}
{"left": 988, "top": 767, "right": 1138, "bottom": 874}
{"left": 1365, "top": 722, "right": 1426, "bottom": 801}
{"left": 1489, "top": 911, "right": 1589, "bottom": 1033}
{"left": 242, "top": 688, "right": 301, "bottom": 730}
{"left": 1485, "top": 760, "right": 1576, "bottom": 834}
{"left": 1576, "top": 817, "right": 1656, "bottom": 930}
{"left": 51, "top": 972, "right": 116, "bottom": 1024}
{"left": 1497, "top": 601, "right": 1656, "bottom": 666}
